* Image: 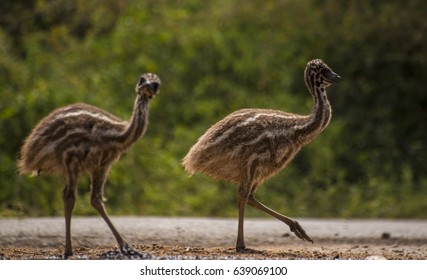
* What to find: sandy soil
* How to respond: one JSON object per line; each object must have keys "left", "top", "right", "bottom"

{"left": 1, "top": 217, "right": 426, "bottom": 260}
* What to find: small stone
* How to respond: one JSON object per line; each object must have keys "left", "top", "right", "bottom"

{"left": 365, "top": 255, "right": 387, "bottom": 260}
{"left": 381, "top": 232, "right": 391, "bottom": 239}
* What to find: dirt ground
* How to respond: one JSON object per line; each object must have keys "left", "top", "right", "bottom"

{"left": 1, "top": 217, "right": 426, "bottom": 260}
{"left": 1, "top": 241, "right": 426, "bottom": 260}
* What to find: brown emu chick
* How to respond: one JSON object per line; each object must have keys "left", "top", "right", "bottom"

{"left": 183, "top": 59, "right": 340, "bottom": 252}
{"left": 18, "top": 73, "right": 161, "bottom": 258}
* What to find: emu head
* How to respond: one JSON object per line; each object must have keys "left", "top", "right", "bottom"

{"left": 305, "top": 59, "right": 341, "bottom": 89}
{"left": 136, "top": 73, "right": 161, "bottom": 98}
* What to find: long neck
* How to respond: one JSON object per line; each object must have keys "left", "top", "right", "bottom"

{"left": 295, "top": 74, "right": 332, "bottom": 143}
{"left": 116, "top": 94, "right": 150, "bottom": 149}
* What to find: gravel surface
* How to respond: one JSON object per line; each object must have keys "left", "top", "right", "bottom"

{"left": 1, "top": 217, "right": 426, "bottom": 260}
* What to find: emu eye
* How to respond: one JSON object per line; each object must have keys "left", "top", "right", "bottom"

{"left": 150, "top": 82, "right": 159, "bottom": 92}
{"left": 138, "top": 77, "right": 146, "bottom": 85}
{"left": 320, "top": 68, "right": 329, "bottom": 76}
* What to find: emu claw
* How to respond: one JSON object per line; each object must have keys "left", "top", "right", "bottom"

{"left": 121, "top": 244, "right": 144, "bottom": 259}
{"left": 289, "top": 220, "right": 313, "bottom": 243}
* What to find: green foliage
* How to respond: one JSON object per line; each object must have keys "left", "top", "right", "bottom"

{"left": 1, "top": 0, "right": 426, "bottom": 218}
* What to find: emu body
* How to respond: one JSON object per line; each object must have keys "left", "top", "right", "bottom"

{"left": 183, "top": 59, "right": 340, "bottom": 252}
{"left": 18, "top": 73, "right": 161, "bottom": 258}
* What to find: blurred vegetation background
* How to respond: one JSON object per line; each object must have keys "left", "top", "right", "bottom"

{"left": 1, "top": 0, "right": 426, "bottom": 218}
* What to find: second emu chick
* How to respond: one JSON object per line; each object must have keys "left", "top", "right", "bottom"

{"left": 182, "top": 59, "right": 341, "bottom": 252}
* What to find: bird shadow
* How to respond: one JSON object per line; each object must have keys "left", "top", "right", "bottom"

{"left": 98, "top": 248, "right": 153, "bottom": 260}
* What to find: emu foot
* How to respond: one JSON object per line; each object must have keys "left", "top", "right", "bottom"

{"left": 99, "top": 245, "right": 152, "bottom": 260}
{"left": 121, "top": 244, "right": 148, "bottom": 259}
{"left": 63, "top": 252, "right": 73, "bottom": 260}
{"left": 236, "top": 246, "right": 263, "bottom": 254}
{"left": 289, "top": 220, "right": 313, "bottom": 243}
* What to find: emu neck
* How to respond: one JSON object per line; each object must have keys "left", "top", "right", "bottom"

{"left": 296, "top": 80, "right": 332, "bottom": 144}
{"left": 118, "top": 95, "right": 150, "bottom": 149}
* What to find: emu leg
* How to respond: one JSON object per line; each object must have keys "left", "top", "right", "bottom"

{"left": 247, "top": 195, "right": 313, "bottom": 243}
{"left": 236, "top": 193, "right": 248, "bottom": 252}
{"left": 63, "top": 167, "right": 79, "bottom": 259}
{"left": 90, "top": 169, "right": 130, "bottom": 252}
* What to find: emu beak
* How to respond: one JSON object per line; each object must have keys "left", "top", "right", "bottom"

{"left": 148, "top": 83, "right": 159, "bottom": 95}
{"left": 328, "top": 71, "right": 341, "bottom": 83}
